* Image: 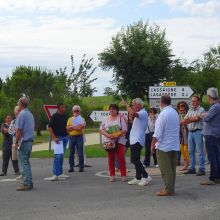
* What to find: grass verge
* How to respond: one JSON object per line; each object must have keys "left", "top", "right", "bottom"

{"left": 31, "top": 144, "right": 108, "bottom": 158}
{"left": 30, "top": 144, "right": 142, "bottom": 159}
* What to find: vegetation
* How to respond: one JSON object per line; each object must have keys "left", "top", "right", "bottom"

{"left": 99, "top": 20, "right": 173, "bottom": 99}
{"left": 168, "top": 45, "right": 220, "bottom": 101}
{"left": 0, "top": 19, "right": 220, "bottom": 138}
{"left": 30, "top": 144, "right": 137, "bottom": 158}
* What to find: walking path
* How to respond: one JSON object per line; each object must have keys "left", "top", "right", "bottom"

{"left": 0, "top": 132, "right": 100, "bottom": 156}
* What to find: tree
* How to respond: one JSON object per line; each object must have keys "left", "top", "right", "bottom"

{"left": 99, "top": 20, "right": 173, "bottom": 99}
{"left": 168, "top": 45, "right": 220, "bottom": 101}
{"left": 2, "top": 66, "right": 68, "bottom": 135}
{"left": 67, "top": 54, "right": 97, "bottom": 97}
{"left": 103, "top": 87, "right": 116, "bottom": 96}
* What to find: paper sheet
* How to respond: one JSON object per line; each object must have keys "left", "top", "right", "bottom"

{"left": 73, "top": 115, "right": 84, "bottom": 126}
{"left": 54, "top": 141, "right": 64, "bottom": 154}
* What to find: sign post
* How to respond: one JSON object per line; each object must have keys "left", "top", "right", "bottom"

{"left": 43, "top": 105, "right": 58, "bottom": 152}
{"left": 89, "top": 110, "right": 128, "bottom": 146}
{"left": 149, "top": 84, "right": 195, "bottom": 108}
{"left": 89, "top": 111, "right": 128, "bottom": 122}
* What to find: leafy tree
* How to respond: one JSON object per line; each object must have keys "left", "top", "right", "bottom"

{"left": 2, "top": 66, "right": 68, "bottom": 135}
{"left": 99, "top": 20, "right": 173, "bottom": 99}
{"left": 103, "top": 87, "right": 116, "bottom": 96}
{"left": 168, "top": 45, "right": 220, "bottom": 101}
{"left": 67, "top": 54, "right": 97, "bottom": 97}
{"left": 0, "top": 77, "right": 3, "bottom": 91}
{"left": 0, "top": 91, "right": 11, "bottom": 123}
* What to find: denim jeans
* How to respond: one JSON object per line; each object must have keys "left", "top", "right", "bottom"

{"left": 18, "top": 141, "right": 33, "bottom": 185}
{"left": 69, "top": 135, "right": 84, "bottom": 169}
{"left": 188, "top": 130, "right": 205, "bottom": 171}
{"left": 143, "top": 133, "right": 157, "bottom": 166}
{"left": 205, "top": 136, "right": 220, "bottom": 181}
{"left": 130, "top": 142, "right": 148, "bottom": 180}
{"left": 53, "top": 136, "right": 68, "bottom": 176}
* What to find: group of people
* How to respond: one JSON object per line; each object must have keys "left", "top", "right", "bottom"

{"left": 47, "top": 103, "right": 90, "bottom": 181}
{"left": 0, "top": 97, "right": 35, "bottom": 191}
{"left": 100, "top": 87, "right": 220, "bottom": 196}
{"left": 1, "top": 87, "right": 219, "bottom": 195}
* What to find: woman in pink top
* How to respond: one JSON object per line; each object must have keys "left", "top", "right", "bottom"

{"left": 100, "top": 104, "right": 127, "bottom": 182}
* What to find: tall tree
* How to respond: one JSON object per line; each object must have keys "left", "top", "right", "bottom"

{"left": 99, "top": 20, "right": 173, "bottom": 99}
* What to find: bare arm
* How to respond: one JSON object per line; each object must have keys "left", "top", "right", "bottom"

{"left": 120, "top": 97, "right": 138, "bottom": 118}
{"left": 48, "top": 127, "right": 59, "bottom": 143}
{"left": 151, "top": 137, "right": 158, "bottom": 154}
{"left": 15, "top": 128, "right": 22, "bottom": 150}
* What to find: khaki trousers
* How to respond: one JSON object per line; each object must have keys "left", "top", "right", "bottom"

{"left": 157, "top": 149, "right": 177, "bottom": 193}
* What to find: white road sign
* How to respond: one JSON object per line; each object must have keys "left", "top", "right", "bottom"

{"left": 149, "top": 99, "right": 191, "bottom": 108}
{"left": 90, "top": 111, "right": 128, "bottom": 122}
{"left": 149, "top": 86, "right": 194, "bottom": 99}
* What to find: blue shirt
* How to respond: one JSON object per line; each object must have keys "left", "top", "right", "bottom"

{"left": 130, "top": 109, "right": 148, "bottom": 147}
{"left": 153, "top": 105, "right": 180, "bottom": 152}
{"left": 203, "top": 102, "right": 220, "bottom": 138}
{"left": 16, "top": 108, "right": 35, "bottom": 141}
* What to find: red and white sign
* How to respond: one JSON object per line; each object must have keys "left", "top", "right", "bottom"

{"left": 43, "top": 105, "right": 57, "bottom": 120}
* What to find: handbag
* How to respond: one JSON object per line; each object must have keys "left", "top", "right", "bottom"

{"left": 103, "top": 140, "right": 117, "bottom": 151}
{"left": 102, "top": 116, "right": 122, "bottom": 151}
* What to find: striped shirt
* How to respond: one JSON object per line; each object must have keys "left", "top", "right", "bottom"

{"left": 185, "top": 106, "right": 205, "bottom": 131}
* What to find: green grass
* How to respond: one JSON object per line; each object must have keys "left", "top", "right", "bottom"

{"left": 0, "top": 128, "right": 99, "bottom": 150}
{"left": 31, "top": 144, "right": 107, "bottom": 158}
{"left": 30, "top": 144, "right": 144, "bottom": 159}
{"left": 81, "top": 96, "right": 115, "bottom": 108}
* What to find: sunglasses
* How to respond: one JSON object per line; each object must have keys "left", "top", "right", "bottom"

{"left": 73, "top": 110, "right": 80, "bottom": 113}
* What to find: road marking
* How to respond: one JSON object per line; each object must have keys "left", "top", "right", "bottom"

{"left": 0, "top": 178, "right": 20, "bottom": 182}
{"left": 95, "top": 169, "right": 186, "bottom": 178}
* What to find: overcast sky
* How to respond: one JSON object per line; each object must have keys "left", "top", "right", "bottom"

{"left": 0, "top": 0, "right": 219, "bottom": 95}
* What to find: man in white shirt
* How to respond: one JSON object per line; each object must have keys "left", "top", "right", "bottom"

{"left": 121, "top": 97, "right": 152, "bottom": 186}
{"left": 151, "top": 95, "right": 180, "bottom": 196}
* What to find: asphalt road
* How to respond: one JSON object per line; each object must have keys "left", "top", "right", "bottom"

{"left": 0, "top": 157, "right": 219, "bottom": 220}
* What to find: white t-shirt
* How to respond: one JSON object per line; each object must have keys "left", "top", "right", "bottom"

{"left": 130, "top": 109, "right": 148, "bottom": 147}
{"left": 153, "top": 105, "right": 180, "bottom": 152}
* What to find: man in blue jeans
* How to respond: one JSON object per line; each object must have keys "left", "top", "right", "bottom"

{"left": 201, "top": 88, "right": 220, "bottom": 185}
{"left": 48, "top": 103, "right": 69, "bottom": 181}
{"left": 15, "top": 97, "right": 35, "bottom": 191}
{"left": 66, "top": 105, "right": 85, "bottom": 172}
{"left": 182, "top": 96, "right": 206, "bottom": 176}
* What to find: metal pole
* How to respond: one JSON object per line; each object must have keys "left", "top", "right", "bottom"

{"left": 49, "top": 135, "right": 52, "bottom": 152}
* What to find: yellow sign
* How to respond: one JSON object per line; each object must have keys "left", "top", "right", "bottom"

{"left": 163, "top": 81, "right": 176, "bottom": 87}
{"left": 103, "top": 105, "right": 109, "bottom": 111}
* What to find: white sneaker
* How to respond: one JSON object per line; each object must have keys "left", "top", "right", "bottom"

{"left": 155, "top": 164, "right": 159, "bottom": 168}
{"left": 128, "top": 178, "right": 141, "bottom": 185}
{"left": 50, "top": 175, "right": 58, "bottom": 181}
{"left": 58, "top": 174, "right": 70, "bottom": 180}
{"left": 138, "top": 176, "right": 152, "bottom": 186}
{"left": 16, "top": 175, "right": 23, "bottom": 180}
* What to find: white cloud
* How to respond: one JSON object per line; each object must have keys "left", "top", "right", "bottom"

{"left": 164, "top": 0, "right": 220, "bottom": 16}
{"left": 157, "top": 16, "right": 220, "bottom": 60}
{"left": 140, "top": 0, "right": 220, "bottom": 16}
{"left": 0, "top": 15, "right": 117, "bottom": 95}
{"left": 139, "top": 0, "right": 156, "bottom": 6}
{"left": 0, "top": 0, "right": 110, "bottom": 13}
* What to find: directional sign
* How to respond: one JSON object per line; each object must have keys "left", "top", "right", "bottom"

{"left": 149, "top": 99, "right": 191, "bottom": 109}
{"left": 43, "top": 105, "right": 58, "bottom": 120}
{"left": 90, "top": 111, "right": 128, "bottom": 122}
{"left": 149, "top": 86, "right": 194, "bottom": 99}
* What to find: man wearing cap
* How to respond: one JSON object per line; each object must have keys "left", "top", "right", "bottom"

{"left": 15, "top": 97, "right": 35, "bottom": 191}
